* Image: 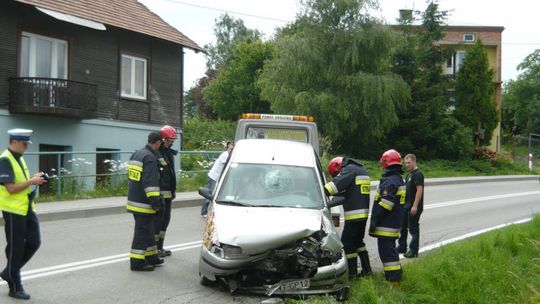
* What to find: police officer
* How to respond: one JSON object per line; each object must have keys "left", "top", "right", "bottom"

{"left": 369, "top": 149, "right": 406, "bottom": 284}
{"left": 324, "top": 157, "right": 372, "bottom": 278}
{"left": 127, "top": 132, "right": 164, "bottom": 271}
{"left": 155, "top": 125, "right": 178, "bottom": 257}
{"left": 0, "top": 129, "right": 47, "bottom": 300}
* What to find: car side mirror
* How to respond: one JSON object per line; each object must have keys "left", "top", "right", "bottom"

{"left": 198, "top": 187, "right": 213, "bottom": 200}
{"left": 327, "top": 196, "right": 345, "bottom": 208}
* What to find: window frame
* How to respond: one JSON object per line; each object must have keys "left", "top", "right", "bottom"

{"left": 120, "top": 53, "right": 148, "bottom": 101}
{"left": 463, "top": 33, "right": 476, "bottom": 43}
{"left": 19, "top": 31, "right": 69, "bottom": 79}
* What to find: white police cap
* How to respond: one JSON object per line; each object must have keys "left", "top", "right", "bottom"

{"left": 8, "top": 128, "right": 33, "bottom": 143}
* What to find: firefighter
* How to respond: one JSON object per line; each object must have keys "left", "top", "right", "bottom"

{"left": 127, "top": 132, "right": 164, "bottom": 271}
{"left": 324, "top": 157, "right": 372, "bottom": 278}
{"left": 369, "top": 149, "right": 406, "bottom": 284}
{"left": 155, "top": 125, "right": 178, "bottom": 257}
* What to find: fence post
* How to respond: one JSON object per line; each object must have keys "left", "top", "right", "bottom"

{"left": 56, "top": 153, "right": 61, "bottom": 197}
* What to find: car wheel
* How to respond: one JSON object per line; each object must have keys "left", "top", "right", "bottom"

{"left": 333, "top": 286, "right": 349, "bottom": 302}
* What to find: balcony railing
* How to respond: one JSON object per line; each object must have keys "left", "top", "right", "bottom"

{"left": 9, "top": 77, "right": 97, "bottom": 119}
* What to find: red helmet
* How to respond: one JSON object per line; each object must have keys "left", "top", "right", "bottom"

{"left": 380, "top": 149, "right": 402, "bottom": 168}
{"left": 160, "top": 125, "right": 177, "bottom": 140}
{"left": 328, "top": 157, "right": 343, "bottom": 177}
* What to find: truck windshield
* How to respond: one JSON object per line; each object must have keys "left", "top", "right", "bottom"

{"left": 216, "top": 163, "right": 323, "bottom": 209}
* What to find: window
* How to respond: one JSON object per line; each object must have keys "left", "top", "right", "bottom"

{"left": 455, "top": 51, "right": 467, "bottom": 72}
{"left": 121, "top": 54, "right": 147, "bottom": 100}
{"left": 20, "top": 32, "right": 68, "bottom": 79}
{"left": 463, "top": 33, "right": 475, "bottom": 42}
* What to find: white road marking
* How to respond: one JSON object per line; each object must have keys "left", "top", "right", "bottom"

{"left": 399, "top": 217, "right": 532, "bottom": 259}
{"left": 0, "top": 191, "right": 538, "bottom": 284}
{"left": 424, "top": 191, "right": 540, "bottom": 210}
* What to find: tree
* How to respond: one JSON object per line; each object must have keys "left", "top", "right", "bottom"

{"left": 389, "top": 1, "right": 473, "bottom": 160}
{"left": 205, "top": 14, "right": 262, "bottom": 70}
{"left": 454, "top": 40, "right": 497, "bottom": 146}
{"left": 203, "top": 40, "right": 274, "bottom": 120}
{"left": 187, "top": 14, "right": 262, "bottom": 118}
{"left": 258, "top": 0, "right": 410, "bottom": 157}
{"left": 185, "top": 69, "right": 217, "bottom": 119}
{"left": 503, "top": 49, "right": 540, "bottom": 135}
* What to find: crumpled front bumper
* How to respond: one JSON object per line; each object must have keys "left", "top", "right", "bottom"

{"left": 199, "top": 246, "right": 349, "bottom": 296}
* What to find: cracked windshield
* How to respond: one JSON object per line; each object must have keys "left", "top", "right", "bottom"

{"left": 216, "top": 163, "right": 323, "bottom": 209}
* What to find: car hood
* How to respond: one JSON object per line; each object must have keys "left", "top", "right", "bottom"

{"left": 214, "top": 204, "right": 324, "bottom": 255}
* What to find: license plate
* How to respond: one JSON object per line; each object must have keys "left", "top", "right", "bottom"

{"left": 278, "top": 279, "right": 310, "bottom": 291}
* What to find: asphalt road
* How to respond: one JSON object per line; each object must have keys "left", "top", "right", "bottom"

{"left": 0, "top": 179, "right": 539, "bottom": 303}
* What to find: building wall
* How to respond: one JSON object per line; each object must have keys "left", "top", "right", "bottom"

{"left": 0, "top": 109, "right": 181, "bottom": 188}
{"left": 0, "top": 1, "right": 183, "bottom": 128}
{"left": 442, "top": 26, "right": 503, "bottom": 152}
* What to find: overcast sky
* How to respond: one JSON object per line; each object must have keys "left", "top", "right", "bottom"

{"left": 138, "top": 0, "right": 540, "bottom": 91}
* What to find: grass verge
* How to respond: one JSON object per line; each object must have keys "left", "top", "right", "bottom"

{"left": 287, "top": 216, "right": 540, "bottom": 304}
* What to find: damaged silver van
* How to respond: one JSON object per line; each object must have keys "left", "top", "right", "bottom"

{"left": 198, "top": 139, "right": 349, "bottom": 300}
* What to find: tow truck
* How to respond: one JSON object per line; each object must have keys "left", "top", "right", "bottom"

{"left": 235, "top": 113, "right": 322, "bottom": 156}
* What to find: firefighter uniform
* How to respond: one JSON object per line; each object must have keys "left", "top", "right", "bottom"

{"left": 369, "top": 168, "right": 406, "bottom": 282}
{"left": 324, "top": 158, "right": 372, "bottom": 277}
{"left": 155, "top": 146, "right": 177, "bottom": 256}
{"left": 127, "top": 144, "right": 162, "bottom": 270}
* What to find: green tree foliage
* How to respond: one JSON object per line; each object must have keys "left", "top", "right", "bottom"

{"left": 203, "top": 40, "right": 274, "bottom": 120}
{"left": 455, "top": 40, "right": 498, "bottom": 146}
{"left": 258, "top": 0, "right": 410, "bottom": 157}
{"left": 185, "top": 70, "right": 217, "bottom": 119}
{"left": 502, "top": 49, "right": 540, "bottom": 135}
{"left": 187, "top": 14, "right": 262, "bottom": 119}
{"left": 205, "top": 14, "right": 262, "bottom": 70}
{"left": 389, "top": 1, "right": 473, "bottom": 160}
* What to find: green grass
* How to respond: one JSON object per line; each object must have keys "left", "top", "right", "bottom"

{"left": 287, "top": 216, "right": 540, "bottom": 304}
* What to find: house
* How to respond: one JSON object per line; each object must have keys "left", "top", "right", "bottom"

{"left": 440, "top": 25, "right": 504, "bottom": 152}
{"left": 0, "top": 0, "right": 203, "bottom": 190}
{"left": 393, "top": 9, "right": 504, "bottom": 152}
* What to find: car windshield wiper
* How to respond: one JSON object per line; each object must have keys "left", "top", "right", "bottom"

{"left": 215, "top": 200, "right": 254, "bottom": 207}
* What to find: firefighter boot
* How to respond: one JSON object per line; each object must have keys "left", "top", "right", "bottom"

{"left": 358, "top": 252, "right": 373, "bottom": 277}
{"left": 347, "top": 258, "right": 358, "bottom": 278}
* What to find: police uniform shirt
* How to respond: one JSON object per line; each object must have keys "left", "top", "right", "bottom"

{"left": 0, "top": 148, "right": 25, "bottom": 184}
{"left": 405, "top": 168, "right": 424, "bottom": 210}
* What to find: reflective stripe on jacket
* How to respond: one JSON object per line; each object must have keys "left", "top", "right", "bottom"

{"left": 324, "top": 158, "right": 370, "bottom": 221}
{"left": 0, "top": 149, "right": 33, "bottom": 216}
{"left": 127, "top": 145, "right": 160, "bottom": 215}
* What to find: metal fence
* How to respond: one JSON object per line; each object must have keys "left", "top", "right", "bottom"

{"left": 25, "top": 150, "right": 222, "bottom": 197}
{"left": 500, "top": 134, "right": 540, "bottom": 171}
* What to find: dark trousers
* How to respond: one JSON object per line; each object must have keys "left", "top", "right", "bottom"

{"left": 377, "top": 238, "right": 402, "bottom": 282}
{"left": 341, "top": 220, "right": 368, "bottom": 274}
{"left": 2, "top": 210, "right": 41, "bottom": 291}
{"left": 130, "top": 213, "right": 157, "bottom": 267}
{"left": 201, "top": 178, "right": 216, "bottom": 215}
{"left": 398, "top": 208, "right": 422, "bottom": 253}
{"left": 155, "top": 198, "right": 172, "bottom": 250}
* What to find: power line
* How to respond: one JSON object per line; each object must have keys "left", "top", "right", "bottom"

{"left": 157, "top": 0, "right": 291, "bottom": 23}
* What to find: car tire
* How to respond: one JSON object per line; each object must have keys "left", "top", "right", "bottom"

{"left": 333, "top": 286, "right": 349, "bottom": 302}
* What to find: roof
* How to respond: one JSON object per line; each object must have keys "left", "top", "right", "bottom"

{"left": 14, "top": 0, "right": 204, "bottom": 52}
{"left": 231, "top": 139, "right": 317, "bottom": 168}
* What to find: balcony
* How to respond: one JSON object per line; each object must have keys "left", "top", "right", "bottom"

{"left": 9, "top": 77, "right": 97, "bottom": 119}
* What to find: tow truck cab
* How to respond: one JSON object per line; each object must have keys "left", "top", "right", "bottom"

{"left": 235, "top": 113, "right": 322, "bottom": 156}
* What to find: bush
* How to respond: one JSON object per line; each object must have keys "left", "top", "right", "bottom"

{"left": 182, "top": 118, "right": 236, "bottom": 150}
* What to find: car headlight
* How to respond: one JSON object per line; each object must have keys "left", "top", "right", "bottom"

{"left": 221, "top": 244, "right": 243, "bottom": 259}
{"left": 209, "top": 243, "right": 243, "bottom": 259}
